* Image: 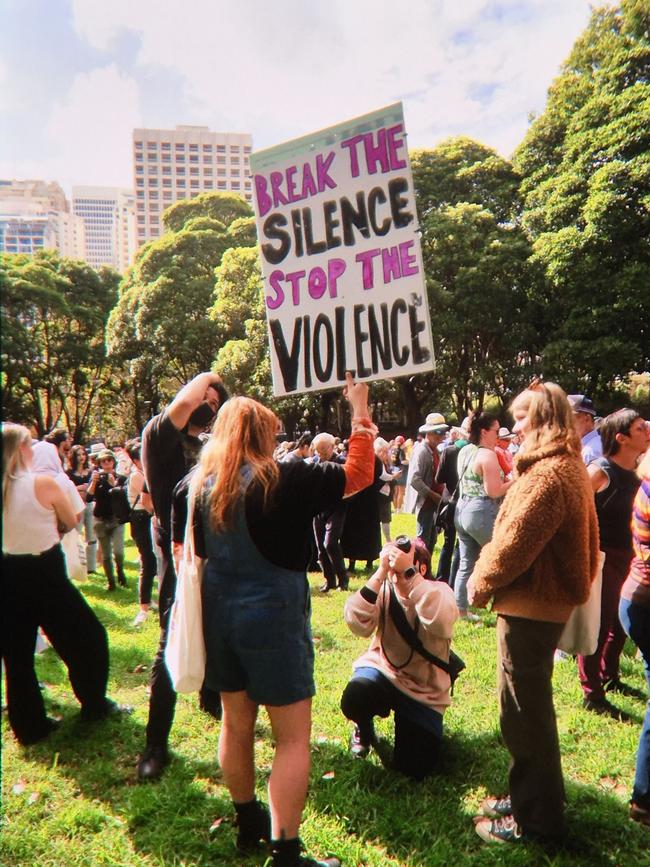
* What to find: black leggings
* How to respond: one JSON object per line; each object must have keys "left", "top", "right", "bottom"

{"left": 130, "top": 511, "right": 157, "bottom": 605}
{"left": 341, "top": 676, "right": 441, "bottom": 781}
{"left": 1, "top": 545, "right": 109, "bottom": 743}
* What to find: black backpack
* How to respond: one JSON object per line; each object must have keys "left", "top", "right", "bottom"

{"left": 109, "top": 485, "right": 137, "bottom": 524}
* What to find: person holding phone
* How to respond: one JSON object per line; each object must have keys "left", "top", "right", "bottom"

{"left": 341, "top": 536, "right": 459, "bottom": 780}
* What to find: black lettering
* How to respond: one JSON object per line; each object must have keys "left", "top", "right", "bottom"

{"left": 340, "top": 192, "right": 370, "bottom": 246}
{"left": 291, "top": 209, "right": 304, "bottom": 258}
{"left": 368, "top": 187, "right": 391, "bottom": 236}
{"left": 303, "top": 315, "right": 312, "bottom": 388}
{"left": 390, "top": 299, "right": 409, "bottom": 366}
{"left": 261, "top": 213, "right": 290, "bottom": 265}
{"left": 270, "top": 317, "right": 302, "bottom": 392}
{"left": 368, "top": 303, "right": 392, "bottom": 373}
{"left": 323, "top": 200, "right": 342, "bottom": 250}
{"left": 408, "top": 302, "right": 430, "bottom": 364}
{"left": 313, "top": 314, "right": 334, "bottom": 382}
{"left": 302, "top": 207, "right": 327, "bottom": 256}
{"left": 353, "top": 304, "right": 371, "bottom": 378}
{"left": 388, "top": 178, "right": 413, "bottom": 228}
{"left": 335, "top": 306, "right": 349, "bottom": 380}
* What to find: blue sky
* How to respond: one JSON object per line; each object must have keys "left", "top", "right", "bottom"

{"left": 0, "top": 0, "right": 611, "bottom": 195}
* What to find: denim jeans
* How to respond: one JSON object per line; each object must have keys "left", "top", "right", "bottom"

{"left": 454, "top": 496, "right": 501, "bottom": 610}
{"left": 77, "top": 501, "right": 97, "bottom": 573}
{"left": 416, "top": 504, "right": 437, "bottom": 553}
{"left": 619, "top": 597, "right": 650, "bottom": 808}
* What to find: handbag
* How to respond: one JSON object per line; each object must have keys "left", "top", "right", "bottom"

{"left": 62, "top": 527, "right": 88, "bottom": 582}
{"left": 557, "top": 550, "right": 606, "bottom": 656}
{"left": 164, "top": 490, "right": 206, "bottom": 693}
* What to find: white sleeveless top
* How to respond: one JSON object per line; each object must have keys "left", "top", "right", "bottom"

{"left": 3, "top": 472, "right": 60, "bottom": 555}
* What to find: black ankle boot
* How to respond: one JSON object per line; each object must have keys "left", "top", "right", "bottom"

{"left": 103, "top": 560, "right": 116, "bottom": 590}
{"left": 270, "top": 837, "right": 341, "bottom": 867}
{"left": 234, "top": 798, "right": 270, "bottom": 850}
{"left": 116, "top": 563, "right": 127, "bottom": 586}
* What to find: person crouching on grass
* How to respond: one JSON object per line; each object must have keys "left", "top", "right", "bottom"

{"left": 340, "top": 537, "right": 458, "bottom": 780}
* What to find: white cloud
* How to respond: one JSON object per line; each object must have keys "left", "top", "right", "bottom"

{"left": 45, "top": 64, "right": 141, "bottom": 190}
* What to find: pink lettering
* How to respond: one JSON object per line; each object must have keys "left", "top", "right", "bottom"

{"left": 255, "top": 175, "right": 272, "bottom": 218}
{"left": 286, "top": 165, "right": 299, "bottom": 202}
{"left": 340, "top": 134, "right": 364, "bottom": 178}
{"left": 382, "top": 246, "right": 401, "bottom": 284}
{"left": 266, "top": 271, "right": 285, "bottom": 309}
{"left": 399, "top": 240, "right": 418, "bottom": 276}
{"left": 301, "top": 163, "right": 317, "bottom": 199}
{"left": 286, "top": 270, "right": 306, "bottom": 306}
{"left": 364, "top": 127, "right": 390, "bottom": 175}
{"left": 327, "top": 258, "right": 346, "bottom": 297}
{"left": 387, "top": 124, "right": 407, "bottom": 170}
{"left": 316, "top": 152, "right": 337, "bottom": 192}
{"left": 308, "top": 267, "right": 327, "bottom": 300}
{"left": 355, "top": 248, "right": 381, "bottom": 290}
{"left": 270, "top": 171, "right": 288, "bottom": 207}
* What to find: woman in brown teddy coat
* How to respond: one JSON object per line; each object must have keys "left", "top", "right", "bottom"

{"left": 468, "top": 381, "right": 600, "bottom": 846}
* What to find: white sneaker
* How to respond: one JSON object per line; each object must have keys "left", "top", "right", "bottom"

{"left": 133, "top": 610, "right": 149, "bottom": 626}
{"left": 554, "top": 649, "right": 570, "bottom": 662}
{"left": 460, "top": 611, "right": 481, "bottom": 623}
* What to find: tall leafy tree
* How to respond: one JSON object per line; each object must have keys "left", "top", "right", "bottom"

{"left": 107, "top": 193, "right": 255, "bottom": 430}
{"left": 1, "top": 251, "right": 119, "bottom": 438}
{"left": 514, "top": 0, "right": 650, "bottom": 397}
{"left": 410, "top": 138, "right": 542, "bottom": 421}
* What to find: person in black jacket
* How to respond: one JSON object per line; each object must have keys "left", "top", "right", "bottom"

{"left": 434, "top": 429, "right": 468, "bottom": 585}
{"left": 86, "top": 449, "right": 127, "bottom": 590}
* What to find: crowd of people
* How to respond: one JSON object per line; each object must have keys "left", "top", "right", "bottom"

{"left": 2, "top": 374, "right": 649, "bottom": 864}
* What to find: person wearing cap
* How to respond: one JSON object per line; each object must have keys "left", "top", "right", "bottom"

{"left": 405, "top": 413, "right": 449, "bottom": 552}
{"left": 568, "top": 395, "right": 603, "bottom": 465}
{"left": 495, "top": 427, "right": 515, "bottom": 477}
{"left": 86, "top": 449, "right": 128, "bottom": 591}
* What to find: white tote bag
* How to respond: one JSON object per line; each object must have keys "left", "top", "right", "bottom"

{"left": 557, "top": 551, "right": 606, "bottom": 657}
{"left": 164, "top": 494, "right": 206, "bottom": 693}
{"left": 62, "top": 528, "right": 88, "bottom": 582}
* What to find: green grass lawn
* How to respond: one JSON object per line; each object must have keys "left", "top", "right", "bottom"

{"left": 3, "top": 514, "right": 649, "bottom": 866}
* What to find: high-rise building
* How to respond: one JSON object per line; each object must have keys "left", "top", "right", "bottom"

{"left": 0, "top": 179, "right": 86, "bottom": 259}
{"left": 72, "top": 186, "right": 136, "bottom": 272}
{"left": 132, "top": 125, "right": 253, "bottom": 247}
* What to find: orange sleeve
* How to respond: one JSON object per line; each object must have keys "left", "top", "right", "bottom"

{"left": 343, "top": 432, "right": 375, "bottom": 496}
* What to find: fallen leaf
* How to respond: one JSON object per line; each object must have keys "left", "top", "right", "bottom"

{"left": 209, "top": 817, "right": 226, "bottom": 835}
{"left": 12, "top": 781, "right": 26, "bottom": 795}
{"left": 27, "top": 793, "right": 40, "bottom": 805}
{"left": 322, "top": 771, "right": 336, "bottom": 780}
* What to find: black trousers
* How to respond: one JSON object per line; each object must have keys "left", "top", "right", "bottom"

{"left": 1, "top": 545, "right": 109, "bottom": 743}
{"left": 145, "top": 526, "right": 219, "bottom": 747}
{"left": 130, "top": 511, "right": 157, "bottom": 605}
{"left": 314, "top": 508, "right": 348, "bottom": 589}
{"left": 497, "top": 614, "right": 566, "bottom": 838}
{"left": 145, "top": 527, "right": 177, "bottom": 746}
{"left": 341, "top": 676, "right": 441, "bottom": 781}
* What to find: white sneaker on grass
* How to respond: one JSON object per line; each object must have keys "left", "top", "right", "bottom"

{"left": 133, "top": 610, "right": 149, "bottom": 626}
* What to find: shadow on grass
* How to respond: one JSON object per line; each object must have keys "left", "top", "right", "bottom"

{"left": 307, "top": 731, "right": 644, "bottom": 867}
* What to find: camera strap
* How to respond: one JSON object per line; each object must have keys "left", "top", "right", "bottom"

{"left": 387, "top": 586, "right": 453, "bottom": 676}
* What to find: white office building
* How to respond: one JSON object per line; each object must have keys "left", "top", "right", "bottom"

{"left": 0, "top": 179, "right": 86, "bottom": 259}
{"left": 72, "top": 186, "right": 136, "bottom": 272}
{"left": 132, "top": 125, "right": 253, "bottom": 247}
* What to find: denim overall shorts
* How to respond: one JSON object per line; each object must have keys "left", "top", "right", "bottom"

{"left": 201, "top": 484, "right": 315, "bottom": 707}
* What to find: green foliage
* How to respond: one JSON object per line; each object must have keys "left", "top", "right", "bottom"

{"left": 411, "top": 138, "right": 542, "bottom": 419}
{"left": 3, "top": 518, "right": 648, "bottom": 866}
{"left": 514, "top": 0, "right": 650, "bottom": 395}
{"left": 107, "top": 193, "right": 255, "bottom": 430}
{"left": 1, "top": 251, "right": 119, "bottom": 438}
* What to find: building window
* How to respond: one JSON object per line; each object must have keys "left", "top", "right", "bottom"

{"left": 175, "top": 142, "right": 185, "bottom": 150}
{"left": 148, "top": 165, "right": 157, "bottom": 174}
{"left": 177, "top": 179, "right": 186, "bottom": 187}
{"left": 204, "top": 168, "right": 212, "bottom": 176}
{"left": 218, "top": 181, "right": 226, "bottom": 189}
{"left": 231, "top": 157, "right": 240, "bottom": 164}
{"left": 150, "top": 203, "right": 159, "bottom": 211}
{"left": 203, "top": 155, "right": 212, "bottom": 164}
{"left": 204, "top": 180, "right": 213, "bottom": 188}
{"left": 189, "top": 155, "right": 199, "bottom": 164}
{"left": 217, "top": 144, "right": 226, "bottom": 152}
{"left": 176, "top": 154, "right": 185, "bottom": 163}
{"left": 162, "top": 153, "right": 171, "bottom": 162}
{"left": 244, "top": 146, "right": 251, "bottom": 153}
{"left": 135, "top": 140, "right": 143, "bottom": 149}
{"left": 232, "top": 181, "right": 241, "bottom": 189}
{"left": 162, "top": 166, "right": 172, "bottom": 175}
{"left": 202, "top": 144, "right": 212, "bottom": 152}
{"left": 190, "top": 180, "right": 199, "bottom": 188}
{"left": 138, "top": 227, "right": 146, "bottom": 235}
{"left": 135, "top": 153, "right": 143, "bottom": 162}
{"left": 150, "top": 191, "right": 159, "bottom": 199}
{"left": 163, "top": 190, "right": 172, "bottom": 200}
{"left": 137, "top": 202, "right": 145, "bottom": 211}
{"left": 230, "top": 146, "right": 239, "bottom": 153}
{"left": 137, "top": 191, "right": 145, "bottom": 199}
{"left": 136, "top": 179, "right": 144, "bottom": 187}
{"left": 137, "top": 215, "right": 145, "bottom": 224}
{"left": 136, "top": 166, "right": 144, "bottom": 174}
{"left": 217, "top": 169, "right": 226, "bottom": 176}
{"left": 176, "top": 166, "right": 185, "bottom": 175}
{"left": 190, "top": 167, "right": 199, "bottom": 176}
{"left": 161, "top": 142, "right": 171, "bottom": 150}
{"left": 189, "top": 143, "right": 198, "bottom": 151}
{"left": 244, "top": 181, "right": 251, "bottom": 190}
{"left": 217, "top": 156, "right": 226, "bottom": 164}
{"left": 163, "top": 179, "right": 172, "bottom": 187}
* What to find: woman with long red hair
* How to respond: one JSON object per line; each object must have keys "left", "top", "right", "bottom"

{"left": 190, "top": 374, "right": 374, "bottom": 867}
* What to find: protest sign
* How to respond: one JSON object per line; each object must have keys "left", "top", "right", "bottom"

{"left": 250, "top": 102, "right": 434, "bottom": 397}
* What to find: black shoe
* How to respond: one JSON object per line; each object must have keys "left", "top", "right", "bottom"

{"left": 605, "top": 678, "right": 646, "bottom": 700}
{"left": 338, "top": 577, "right": 349, "bottom": 591}
{"left": 117, "top": 571, "right": 127, "bottom": 587}
{"left": 319, "top": 582, "right": 336, "bottom": 593}
{"left": 137, "top": 744, "right": 169, "bottom": 782}
{"left": 349, "top": 722, "right": 375, "bottom": 758}
{"left": 199, "top": 687, "right": 222, "bottom": 720}
{"left": 19, "top": 717, "right": 60, "bottom": 746}
{"left": 234, "top": 798, "right": 271, "bottom": 851}
{"left": 80, "top": 698, "right": 133, "bottom": 722}
{"left": 107, "top": 581, "right": 116, "bottom": 592}
{"left": 583, "top": 697, "right": 630, "bottom": 721}
{"left": 270, "top": 837, "right": 341, "bottom": 867}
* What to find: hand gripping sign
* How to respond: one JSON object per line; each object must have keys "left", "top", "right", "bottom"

{"left": 250, "top": 102, "right": 434, "bottom": 397}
